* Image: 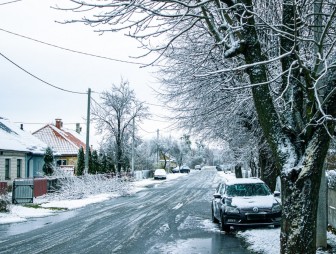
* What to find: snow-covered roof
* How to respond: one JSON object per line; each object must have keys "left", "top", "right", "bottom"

{"left": 0, "top": 117, "right": 47, "bottom": 154}
{"left": 33, "top": 124, "right": 86, "bottom": 156}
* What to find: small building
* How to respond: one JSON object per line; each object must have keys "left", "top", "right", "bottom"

{"left": 0, "top": 117, "right": 48, "bottom": 184}
{"left": 33, "top": 119, "right": 86, "bottom": 172}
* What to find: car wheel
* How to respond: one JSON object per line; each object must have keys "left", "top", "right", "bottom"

{"left": 220, "top": 214, "right": 230, "bottom": 233}
{"left": 211, "top": 205, "right": 219, "bottom": 223}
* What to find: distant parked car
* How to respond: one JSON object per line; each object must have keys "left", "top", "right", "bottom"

{"left": 211, "top": 177, "right": 281, "bottom": 233}
{"left": 194, "top": 165, "right": 201, "bottom": 170}
{"left": 172, "top": 167, "right": 180, "bottom": 173}
{"left": 180, "top": 165, "right": 190, "bottom": 173}
{"left": 154, "top": 169, "right": 167, "bottom": 180}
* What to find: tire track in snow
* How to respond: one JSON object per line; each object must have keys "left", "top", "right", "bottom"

{"left": 0, "top": 170, "right": 218, "bottom": 254}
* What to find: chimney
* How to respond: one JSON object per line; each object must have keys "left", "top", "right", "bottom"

{"left": 76, "top": 123, "right": 82, "bottom": 134}
{"left": 55, "top": 119, "right": 63, "bottom": 129}
{"left": 20, "top": 124, "right": 23, "bottom": 130}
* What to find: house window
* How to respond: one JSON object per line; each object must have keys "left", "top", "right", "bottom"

{"left": 5, "top": 159, "right": 10, "bottom": 180}
{"left": 17, "top": 159, "right": 22, "bottom": 178}
{"left": 56, "top": 159, "right": 67, "bottom": 166}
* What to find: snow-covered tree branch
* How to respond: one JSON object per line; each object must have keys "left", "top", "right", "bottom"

{"left": 59, "top": 0, "right": 336, "bottom": 252}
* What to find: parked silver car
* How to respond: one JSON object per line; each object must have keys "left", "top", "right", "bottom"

{"left": 211, "top": 177, "right": 281, "bottom": 232}
{"left": 154, "top": 169, "right": 167, "bottom": 180}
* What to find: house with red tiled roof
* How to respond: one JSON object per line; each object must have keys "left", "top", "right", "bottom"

{"left": 33, "top": 119, "right": 86, "bottom": 171}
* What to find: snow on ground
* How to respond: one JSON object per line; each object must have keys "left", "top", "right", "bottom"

{"left": 237, "top": 228, "right": 280, "bottom": 254}
{"left": 0, "top": 172, "right": 187, "bottom": 225}
{"left": 1, "top": 170, "right": 336, "bottom": 254}
{"left": 40, "top": 193, "right": 115, "bottom": 210}
{"left": 237, "top": 228, "right": 336, "bottom": 254}
{"left": 0, "top": 204, "right": 56, "bottom": 224}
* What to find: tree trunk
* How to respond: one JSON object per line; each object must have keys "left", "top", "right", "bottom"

{"left": 280, "top": 127, "right": 331, "bottom": 253}
{"left": 249, "top": 152, "right": 257, "bottom": 177}
{"left": 162, "top": 153, "right": 167, "bottom": 169}
{"left": 240, "top": 11, "right": 329, "bottom": 253}
{"left": 235, "top": 164, "right": 243, "bottom": 178}
{"left": 259, "top": 145, "right": 278, "bottom": 192}
{"left": 116, "top": 139, "right": 122, "bottom": 173}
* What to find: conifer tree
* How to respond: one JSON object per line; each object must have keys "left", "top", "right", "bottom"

{"left": 76, "top": 147, "right": 85, "bottom": 176}
{"left": 43, "top": 147, "right": 54, "bottom": 176}
{"left": 99, "top": 153, "right": 107, "bottom": 173}
{"left": 89, "top": 150, "right": 100, "bottom": 174}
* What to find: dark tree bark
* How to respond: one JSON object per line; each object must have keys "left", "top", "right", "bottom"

{"left": 259, "top": 145, "right": 278, "bottom": 192}
{"left": 235, "top": 164, "right": 243, "bottom": 178}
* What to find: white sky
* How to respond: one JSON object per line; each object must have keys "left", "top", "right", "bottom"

{"left": 0, "top": 0, "right": 175, "bottom": 146}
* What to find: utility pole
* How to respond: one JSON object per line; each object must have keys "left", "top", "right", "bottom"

{"left": 131, "top": 116, "right": 135, "bottom": 175}
{"left": 84, "top": 88, "right": 91, "bottom": 174}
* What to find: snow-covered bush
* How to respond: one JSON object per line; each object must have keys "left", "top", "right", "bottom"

{"left": 0, "top": 194, "right": 10, "bottom": 213}
{"left": 327, "top": 170, "right": 336, "bottom": 190}
{"left": 51, "top": 168, "right": 131, "bottom": 200}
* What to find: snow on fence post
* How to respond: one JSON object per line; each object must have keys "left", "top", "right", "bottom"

{"left": 327, "top": 170, "right": 336, "bottom": 230}
{"left": 316, "top": 168, "right": 327, "bottom": 248}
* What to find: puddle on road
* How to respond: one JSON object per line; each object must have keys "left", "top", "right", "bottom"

{"left": 0, "top": 210, "right": 78, "bottom": 237}
{"left": 148, "top": 234, "right": 251, "bottom": 254}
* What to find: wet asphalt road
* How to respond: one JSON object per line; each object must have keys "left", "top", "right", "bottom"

{"left": 0, "top": 170, "right": 251, "bottom": 254}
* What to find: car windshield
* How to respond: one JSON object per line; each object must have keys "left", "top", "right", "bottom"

{"left": 226, "top": 183, "right": 271, "bottom": 197}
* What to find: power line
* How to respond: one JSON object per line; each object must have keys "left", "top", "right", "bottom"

{"left": 136, "top": 123, "right": 157, "bottom": 134}
{"left": 90, "top": 96, "right": 106, "bottom": 111}
{"left": 13, "top": 121, "right": 86, "bottom": 125}
{"left": 0, "top": 0, "right": 21, "bottom": 5}
{"left": 0, "top": 27, "right": 147, "bottom": 65}
{"left": 0, "top": 52, "right": 87, "bottom": 95}
{"left": 143, "top": 101, "right": 166, "bottom": 107}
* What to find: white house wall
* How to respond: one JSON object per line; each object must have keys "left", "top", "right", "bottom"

{"left": 0, "top": 151, "right": 26, "bottom": 184}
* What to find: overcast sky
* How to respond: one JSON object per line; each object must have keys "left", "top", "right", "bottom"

{"left": 0, "top": 0, "right": 176, "bottom": 146}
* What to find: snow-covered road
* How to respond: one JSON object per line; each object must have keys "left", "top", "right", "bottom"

{"left": 0, "top": 170, "right": 251, "bottom": 254}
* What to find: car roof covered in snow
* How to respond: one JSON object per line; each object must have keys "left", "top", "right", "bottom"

{"left": 223, "top": 177, "right": 264, "bottom": 185}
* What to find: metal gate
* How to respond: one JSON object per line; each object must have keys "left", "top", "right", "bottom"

{"left": 12, "top": 179, "right": 34, "bottom": 204}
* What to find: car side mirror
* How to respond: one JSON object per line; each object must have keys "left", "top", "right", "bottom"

{"left": 213, "top": 193, "right": 221, "bottom": 199}
{"left": 274, "top": 191, "right": 280, "bottom": 197}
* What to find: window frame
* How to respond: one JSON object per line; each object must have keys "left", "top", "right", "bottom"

{"left": 5, "top": 158, "right": 11, "bottom": 180}
{"left": 17, "top": 158, "right": 22, "bottom": 178}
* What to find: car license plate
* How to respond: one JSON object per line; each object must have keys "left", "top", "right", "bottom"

{"left": 246, "top": 213, "right": 266, "bottom": 220}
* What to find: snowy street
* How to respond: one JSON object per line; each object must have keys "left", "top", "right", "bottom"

{"left": 0, "top": 170, "right": 251, "bottom": 254}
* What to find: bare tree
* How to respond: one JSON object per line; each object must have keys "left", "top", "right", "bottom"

{"left": 134, "top": 140, "right": 155, "bottom": 171}
{"left": 92, "top": 79, "right": 150, "bottom": 172}
{"left": 150, "top": 136, "right": 172, "bottom": 169}
{"left": 60, "top": 1, "right": 336, "bottom": 252}
{"left": 158, "top": 42, "right": 277, "bottom": 188}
